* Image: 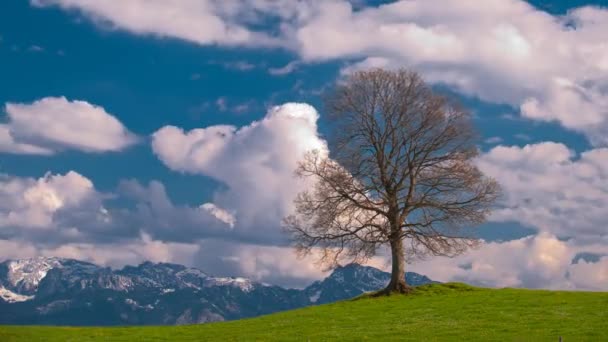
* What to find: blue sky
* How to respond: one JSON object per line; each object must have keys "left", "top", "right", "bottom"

{"left": 1, "top": 0, "right": 607, "bottom": 289}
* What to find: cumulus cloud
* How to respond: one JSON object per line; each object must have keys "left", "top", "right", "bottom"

{"left": 148, "top": 103, "right": 608, "bottom": 289}
{"left": 193, "top": 232, "right": 607, "bottom": 290}
{"left": 410, "top": 233, "right": 608, "bottom": 291}
{"left": 476, "top": 142, "right": 608, "bottom": 242}
{"left": 2, "top": 97, "right": 137, "bottom": 154}
{"left": 567, "top": 256, "right": 608, "bottom": 291}
{"left": 520, "top": 78, "right": 608, "bottom": 145}
{"left": 300, "top": 1, "right": 608, "bottom": 145}
{"left": 32, "top": 1, "right": 608, "bottom": 145}
{"left": 0, "top": 171, "right": 100, "bottom": 231}
{"left": 0, "top": 154, "right": 608, "bottom": 290}
{"left": 0, "top": 167, "right": 315, "bottom": 284}
{"left": 0, "top": 171, "right": 235, "bottom": 247}
{"left": 0, "top": 167, "right": 329, "bottom": 286}
{"left": 0, "top": 171, "right": 146, "bottom": 248}
{"left": 117, "top": 179, "right": 235, "bottom": 243}
{"left": 198, "top": 138, "right": 608, "bottom": 289}
{"left": 396, "top": 141, "right": 608, "bottom": 291}
{"left": 152, "top": 103, "right": 327, "bottom": 243}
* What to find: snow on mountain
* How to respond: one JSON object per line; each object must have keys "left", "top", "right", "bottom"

{"left": 0, "top": 257, "right": 102, "bottom": 297}
{"left": 117, "top": 262, "right": 209, "bottom": 291}
{"left": 203, "top": 277, "right": 257, "bottom": 292}
{"left": 304, "top": 263, "right": 436, "bottom": 305}
{"left": 0, "top": 258, "right": 436, "bottom": 325}
{"left": 0, "top": 257, "right": 64, "bottom": 295}
{"left": 0, "top": 285, "right": 33, "bottom": 303}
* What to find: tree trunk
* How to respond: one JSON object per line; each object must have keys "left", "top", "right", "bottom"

{"left": 381, "top": 237, "right": 412, "bottom": 294}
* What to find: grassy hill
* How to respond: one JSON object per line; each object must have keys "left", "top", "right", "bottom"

{"left": 0, "top": 283, "right": 606, "bottom": 341}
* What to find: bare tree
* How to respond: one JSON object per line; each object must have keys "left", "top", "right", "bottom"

{"left": 283, "top": 69, "right": 501, "bottom": 294}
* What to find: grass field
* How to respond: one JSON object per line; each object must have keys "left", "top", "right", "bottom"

{"left": 0, "top": 283, "right": 606, "bottom": 341}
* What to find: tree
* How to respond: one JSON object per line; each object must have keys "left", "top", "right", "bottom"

{"left": 283, "top": 69, "right": 501, "bottom": 294}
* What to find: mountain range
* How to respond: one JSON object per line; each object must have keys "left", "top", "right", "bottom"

{"left": 0, "top": 257, "right": 435, "bottom": 325}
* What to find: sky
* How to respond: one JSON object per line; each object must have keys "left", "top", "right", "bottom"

{"left": 0, "top": 0, "right": 607, "bottom": 290}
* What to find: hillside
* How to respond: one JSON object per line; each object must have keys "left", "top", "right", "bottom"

{"left": 1, "top": 283, "right": 606, "bottom": 341}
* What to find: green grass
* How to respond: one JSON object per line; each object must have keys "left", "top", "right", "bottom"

{"left": 1, "top": 283, "right": 606, "bottom": 341}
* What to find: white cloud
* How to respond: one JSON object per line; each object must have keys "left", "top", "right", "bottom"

{"left": 568, "top": 256, "right": 608, "bottom": 291}
{"left": 192, "top": 231, "right": 607, "bottom": 290}
{"left": 0, "top": 234, "right": 199, "bottom": 270}
{"left": 0, "top": 125, "right": 53, "bottom": 155}
{"left": 291, "top": 0, "right": 608, "bottom": 145}
{"left": 47, "top": 233, "right": 200, "bottom": 268}
{"left": 116, "top": 179, "right": 236, "bottom": 243}
{"left": 0, "top": 170, "right": 231, "bottom": 278}
{"left": 0, "top": 171, "right": 98, "bottom": 229}
{"left": 13, "top": 0, "right": 608, "bottom": 288}
{"left": 33, "top": 0, "right": 608, "bottom": 145}
{"left": 192, "top": 239, "right": 388, "bottom": 288}
{"left": 410, "top": 233, "right": 608, "bottom": 291}
{"left": 396, "top": 141, "right": 608, "bottom": 291}
{"left": 30, "top": 0, "right": 281, "bottom": 47}
{"left": 520, "top": 77, "right": 608, "bottom": 145}
{"left": 0, "top": 171, "right": 233, "bottom": 247}
{"left": 152, "top": 103, "right": 327, "bottom": 240}
{"left": 150, "top": 103, "right": 608, "bottom": 289}
{"left": 0, "top": 147, "right": 605, "bottom": 289}
{"left": 0, "top": 239, "right": 40, "bottom": 260}
{"left": 191, "top": 240, "right": 327, "bottom": 287}
{"left": 476, "top": 142, "right": 608, "bottom": 242}
{"left": 2, "top": 97, "right": 137, "bottom": 154}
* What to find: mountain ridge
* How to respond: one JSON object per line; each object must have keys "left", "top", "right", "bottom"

{"left": 0, "top": 257, "right": 436, "bottom": 325}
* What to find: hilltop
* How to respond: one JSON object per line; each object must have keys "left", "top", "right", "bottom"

{"left": 1, "top": 283, "right": 606, "bottom": 341}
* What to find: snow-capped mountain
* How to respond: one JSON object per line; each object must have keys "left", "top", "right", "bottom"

{"left": 0, "top": 257, "right": 435, "bottom": 325}
{"left": 303, "top": 263, "right": 436, "bottom": 304}
{"left": 0, "top": 257, "right": 65, "bottom": 295}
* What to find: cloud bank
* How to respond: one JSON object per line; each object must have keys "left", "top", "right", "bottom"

{"left": 305, "top": 1, "right": 608, "bottom": 145}
{"left": 33, "top": 0, "right": 608, "bottom": 145}
{"left": 477, "top": 142, "right": 608, "bottom": 243}
{"left": 411, "top": 232, "right": 608, "bottom": 291}
{"left": 0, "top": 103, "right": 331, "bottom": 285}
{"left": 1, "top": 102, "right": 607, "bottom": 289}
